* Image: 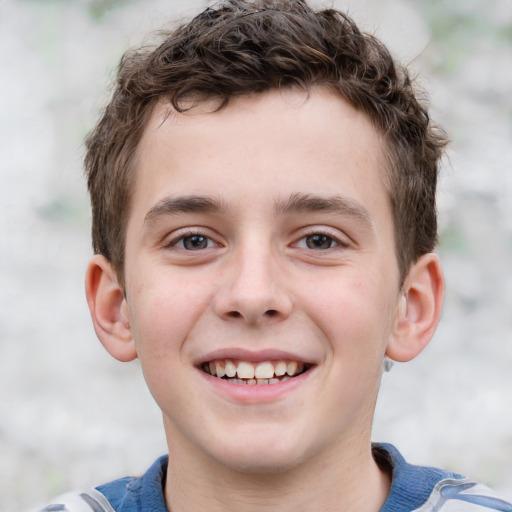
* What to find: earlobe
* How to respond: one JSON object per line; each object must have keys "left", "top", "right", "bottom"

{"left": 386, "top": 253, "right": 444, "bottom": 363}
{"left": 85, "top": 255, "right": 137, "bottom": 362}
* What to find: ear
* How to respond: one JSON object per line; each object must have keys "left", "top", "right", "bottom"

{"left": 386, "top": 253, "right": 444, "bottom": 362}
{"left": 85, "top": 254, "right": 137, "bottom": 362}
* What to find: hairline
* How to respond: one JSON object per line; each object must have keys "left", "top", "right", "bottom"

{"left": 113, "top": 88, "right": 410, "bottom": 289}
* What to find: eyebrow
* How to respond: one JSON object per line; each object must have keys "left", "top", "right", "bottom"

{"left": 274, "top": 192, "right": 373, "bottom": 226}
{"left": 144, "top": 192, "right": 372, "bottom": 228}
{"left": 144, "top": 195, "right": 228, "bottom": 224}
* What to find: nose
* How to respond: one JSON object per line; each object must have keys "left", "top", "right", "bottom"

{"left": 212, "top": 242, "right": 293, "bottom": 325}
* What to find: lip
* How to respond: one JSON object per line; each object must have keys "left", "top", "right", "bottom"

{"left": 197, "top": 364, "right": 314, "bottom": 403}
{"left": 194, "top": 347, "right": 314, "bottom": 367}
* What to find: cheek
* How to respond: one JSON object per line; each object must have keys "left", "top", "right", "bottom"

{"left": 127, "top": 273, "right": 214, "bottom": 362}
{"left": 300, "top": 270, "right": 397, "bottom": 356}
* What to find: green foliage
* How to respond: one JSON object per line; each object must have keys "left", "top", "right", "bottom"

{"left": 439, "top": 225, "right": 471, "bottom": 255}
{"left": 37, "top": 195, "right": 88, "bottom": 225}
{"left": 20, "top": 0, "right": 134, "bottom": 22}
{"left": 87, "top": 0, "right": 133, "bottom": 20}
{"left": 44, "top": 465, "right": 65, "bottom": 497}
{"left": 416, "top": 0, "right": 512, "bottom": 74}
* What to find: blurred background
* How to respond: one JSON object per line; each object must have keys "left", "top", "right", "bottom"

{"left": 0, "top": 0, "right": 511, "bottom": 510}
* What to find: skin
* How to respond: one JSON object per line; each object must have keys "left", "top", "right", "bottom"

{"left": 86, "top": 88, "right": 444, "bottom": 512}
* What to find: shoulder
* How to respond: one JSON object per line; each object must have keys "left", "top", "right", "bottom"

{"left": 34, "top": 456, "right": 168, "bottom": 512}
{"left": 33, "top": 488, "right": 117, "bottom": 512}
{"left": 95, "top": 455, "right": 168, "bottom": 511}
{"left": 376, "top": 443, "right": 512, "bottom": 512}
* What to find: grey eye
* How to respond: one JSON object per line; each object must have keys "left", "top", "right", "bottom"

{"left": 182, "top": 235, "right": 210, "bottom": 250}
{"left": 305, "top": 234, "right": 335, "bottom": 250}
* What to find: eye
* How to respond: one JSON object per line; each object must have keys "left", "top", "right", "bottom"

{"left": 294, "top": 232, "right": 347, "bottom": 251}
{"left": 304, "top": 234, "right": 337, "bottom": 250}
{"left": 170, "top": 233, "right": 216, "bottom": 250}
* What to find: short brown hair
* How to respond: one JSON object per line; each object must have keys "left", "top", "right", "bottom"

{"left": 85, "top": 0, "right": 447, "bottom": 287}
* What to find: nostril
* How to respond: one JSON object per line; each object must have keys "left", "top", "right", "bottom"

{"left": 225, "top": 310, "right": 280, "bottom": 320}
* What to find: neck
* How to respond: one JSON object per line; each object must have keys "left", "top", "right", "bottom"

{"left": 164, "top": 429, "right": 390, "bottom": 512}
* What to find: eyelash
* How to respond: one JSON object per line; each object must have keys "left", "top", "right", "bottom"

{"left": 165, "top": 228, "right": 348, "bottom": 253}
{"left": 294, "top": 230, "right": 349, "bottom": 251}
{"left": 165, "top": 229, "right": 219, "bottom": 251}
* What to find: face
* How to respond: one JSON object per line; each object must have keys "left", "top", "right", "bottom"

{"left": 122, "top": 88, "right": 402, "bottom": 474}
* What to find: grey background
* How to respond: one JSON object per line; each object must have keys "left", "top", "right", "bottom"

{"left": 1, "top": 0, "right": 511, "bottom": 510}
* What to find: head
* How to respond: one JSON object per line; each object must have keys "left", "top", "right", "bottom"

{"left": 85, "top": 0, "right": 447, "bottom": 290}
{"left": 84, "top": 0, "right": 446, "bottom": 485}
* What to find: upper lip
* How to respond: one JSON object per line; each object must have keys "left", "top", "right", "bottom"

{"left": 194, "top": 348, "right": 316, "bottom": 366}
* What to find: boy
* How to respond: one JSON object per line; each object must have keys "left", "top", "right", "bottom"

{"left": 38, "top": 1, "right": 512, "bottom": 511}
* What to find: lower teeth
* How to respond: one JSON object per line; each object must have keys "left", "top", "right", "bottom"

{"left": 224, "top": 376, "right": 291, "bottom": 385}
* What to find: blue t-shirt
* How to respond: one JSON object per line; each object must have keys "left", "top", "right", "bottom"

{"left": 38, "top": 444, "right": 512, "bottom": 512}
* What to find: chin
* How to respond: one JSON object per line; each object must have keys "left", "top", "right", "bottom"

{"left": 211, "top": 434, "right": 312, "bottom": 475}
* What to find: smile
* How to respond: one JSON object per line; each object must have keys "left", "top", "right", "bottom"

{"left": 201, "top": 359, "right": 309, "bottom": 385}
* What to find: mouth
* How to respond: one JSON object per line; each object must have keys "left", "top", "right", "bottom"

{"left": 201, "top": 359, "right": 311, "bottom": 385}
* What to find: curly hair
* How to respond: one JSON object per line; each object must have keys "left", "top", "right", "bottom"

{"left": 85, "top": 0, "right": 448, "bottom": 287}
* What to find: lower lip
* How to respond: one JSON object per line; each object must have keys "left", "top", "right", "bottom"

{"left": 198, "top": 368, "right": 313, "bottom": 403}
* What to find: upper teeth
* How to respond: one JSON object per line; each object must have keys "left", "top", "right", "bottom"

{"left": 205, "top": 359, "right": 305, "bottom": 380}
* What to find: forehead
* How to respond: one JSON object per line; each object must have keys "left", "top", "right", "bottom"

{"left": 131, "top": 88, "right": 389, "bottom": 224}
